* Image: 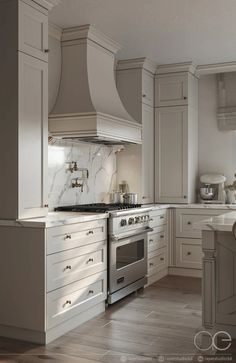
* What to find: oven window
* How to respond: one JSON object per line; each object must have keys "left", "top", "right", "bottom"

{"left": 116, "top": 239, "right": 144, "bottom": 269}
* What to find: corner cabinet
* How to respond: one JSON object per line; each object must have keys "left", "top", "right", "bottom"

{"left": 155, "top": 64, "right": 198, "bottom": 204}
{"left": 0, "top": 0, "right": 49, "bottom": 219}
{"left": 116, "top": 59, "right": 156, "bottom": 204}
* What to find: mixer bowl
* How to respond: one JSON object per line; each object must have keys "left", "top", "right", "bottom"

{"left": 200, "top": 187, "right": 216, "bottom": 200}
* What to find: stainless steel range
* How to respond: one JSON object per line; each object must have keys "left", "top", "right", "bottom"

{"left": 55, "top": 203, "right": 153, "bottom": 304}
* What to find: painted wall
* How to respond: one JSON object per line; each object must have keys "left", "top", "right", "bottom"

{"left": 198, "top": 74, "right": 236, "bottom": 184}
{"left": 48, "top": 139, "right": 117, "bottom": 210}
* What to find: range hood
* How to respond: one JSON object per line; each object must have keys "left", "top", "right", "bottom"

{"left": 49, "top": 25, "right": 142, "bottom": 144}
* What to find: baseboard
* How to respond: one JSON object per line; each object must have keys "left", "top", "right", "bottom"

{"left": 0, "top": 302, "right": 105, "bottom": 345}
{"left": 168, "top": 266, "right": 202, "bottom": 278}
{"left": 146, "top": 268, "right": 168, "bottom": 286}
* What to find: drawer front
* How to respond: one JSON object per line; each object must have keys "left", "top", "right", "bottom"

{"left": 175, "top": 209, "right": 225, "bottom": 238}
{"left": 142, "top": 72, "right": 154, "bottom": 106}
{"left": 47, "top": 271, "right": 107, "bottom": 329}
{"left": 149, "top": 210, "right": 167, "bottom": 228}
{"left": 148, "top": 247, "right": 167, "bottom": 275}
{"left": 19, "top": 1, "right": 48, "bottom": 61}
{"left": 47, "top": 219, "right": 107, "bottom": 255}
{"left": 148, "top": 226, "right": 167, "bottom": 254}
{"left": 155, "top": 74, "right": 188, "bottom": 107}
{"left": 47, "top": 241, "right": 107, "bottom": 292}
{"left": 176, "top": 238, "right": 203, "bottom": 269}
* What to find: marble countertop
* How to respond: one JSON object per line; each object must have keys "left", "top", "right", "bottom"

{"left": 0, "top": 212, "right": 109, "bottom": 229}
{"left": 194, "top": 211, "right": 236, "bottom": 232}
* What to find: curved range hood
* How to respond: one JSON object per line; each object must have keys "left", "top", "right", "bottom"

{"left": 49, "top": 25, "right": 142, "bottom": 145}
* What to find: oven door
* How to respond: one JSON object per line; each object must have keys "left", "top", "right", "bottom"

{"left": 109, "top": 231, "right": 149, "bottom": 294}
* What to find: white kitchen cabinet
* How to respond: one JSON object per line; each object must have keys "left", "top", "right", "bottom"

{"left": 176, "top": 238, "right": 202, "bottom": 269}
{"left": 155, "top": 64, "right": 198, "bottom": 204}
{"left": 0, "top": 218, "right": 107, "bottom": 344}
{"left": 0, "top": 0, "right": 49, "bottom": 219}
{"left": 116, "top": 58, "right": 156, "bottom": 203}
{"left": 19, "top": 52, "right": 48, "bottom": 219}
{"left": 19, "top": 0, "right": 49, "bottom": 62}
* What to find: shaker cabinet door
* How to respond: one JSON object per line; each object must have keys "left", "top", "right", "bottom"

{"left": 155, "top": 106, "right": 188, "bottom": 203}
{"left": 142, "top": 104, "right": 154, "bottom": 204}
{"left": 155, "top": 74, "right": 188, "bottom": 107}
{"left": 18, "top": 53, "right": 48, "bottom": 219}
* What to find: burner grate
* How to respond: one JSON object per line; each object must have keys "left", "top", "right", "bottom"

{"left": 55, "top": 203, "right": 142, "bottom": 213}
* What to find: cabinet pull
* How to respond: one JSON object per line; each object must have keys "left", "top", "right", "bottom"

{"left": 88, "top": 258, "right": 94, "bottom": 263}
{"left": 44, "top": 204, "right": 49, "bottom": 208}
{"left": 160, "top": 235, "right": 164, "bottom": 238}
{"left": 65, "top": 234, "right": 72, "bottom": 240}
{"left": 149, "top": 218, "right": 153, "bottom": 222}
{"left": 65, "top": 265, "right": 72, "bottom": 270}
{"left": 44, "top": 49, "right": 50, "bottom": 53}
{"left": 187, "top": 252, "right": 191, "bottom": 256}
{"left": 160, "top": 257, "right": 164, "bottom": 261}
{"left": 187, "top": 221, "right": 192, "bottom": 225}
{"left": 149, "top": 262, "right": 154, "bottom": 266}
{"left": 65, "top": 300, "right": 71, "bottom": 305}
{"left": 160, "top": 216, "right": 164, "bottom": 219}
{"left": 88, "top": 230, "right": 94, "bottom": 235}
{"left": 149, "top": 239, "right": 153, "bottom": 243}
{"left": 89, "top": 290, "right": 94, "bottom": 294}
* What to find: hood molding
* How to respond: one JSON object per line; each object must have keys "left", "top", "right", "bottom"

{"left": 49, "top": 25, "right": 141, "bottom": 144}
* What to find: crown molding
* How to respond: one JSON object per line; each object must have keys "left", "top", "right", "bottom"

{"left": 32, "top": 0, "right": 61, "bottom": 10}
{"left": 61, "top": 25, "right": 121, "bottom": 54}
{"left": 156, "top": 61, "right": 196, "bottom": 76}
{"left": 116, "top": 57, "right": 157, "bottom": 74}
{"left": 49, "top": 22, "right": 62, "bottom": 40}
{"left": 196, "top": 61, "right": 236, "bottom": 76}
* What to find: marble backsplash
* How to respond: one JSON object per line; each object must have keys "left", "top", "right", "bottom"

{"left": 48, "top": 139, "right": 117, "bottom": 210}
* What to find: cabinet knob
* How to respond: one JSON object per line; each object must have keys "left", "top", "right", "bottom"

{"left": 160, "top": 257, "right": 164, "bottom": 261}
{"left": 184, "top": 96, "right": 187, "bottom": 100}
{"left": 187, "top": 221, "right": 192, "bottom": 225}
{"left": 142, "top": 94, "right": 146, "bottom": 98}
{"left": 149, "top": 239, "right": 153, "bottom": 243}
{"left": 65, "top": 265, "right": 72, "bottom": 270}
{"left": 149, "top": 262, "right": 154, "bottom": 267}
{"left": 44, "top": 49, "right": 50, "bottom": 53}
{"left": 65, "top": 234, "right": 72, "bottom": 240}
{"left": 160, "top": 216, "right": 164, "bottom": 219}
{"left": 89, "top": 290, "right": 94, "bottom": 294}
{"left": 183, "top": 195, "right": 187, "bottom": 199}
{"left": 160, "top": 235, "right": 164, "bottom": 238}
{"left": 187, "top": 251, "right": 191, "bottom": 256}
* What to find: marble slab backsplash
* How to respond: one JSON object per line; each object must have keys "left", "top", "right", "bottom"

{"left": 48, "top": 139, "right": 117, "bottom": 210}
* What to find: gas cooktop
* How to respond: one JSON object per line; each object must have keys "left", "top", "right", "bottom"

{"left": 55, "top": 203, "right": 142, "bottom": 213}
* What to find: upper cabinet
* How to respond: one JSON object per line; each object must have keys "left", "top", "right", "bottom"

{"left": 0, "top": 0, "right": 51, "bottom": 220}
{"left": 116, "top": 58, "right": 156, "bottom": 203}
{"left": 19, "top": 0, "right": 49, "bottom": 62}
{"left": 155, "top": 63, "right": 199, "bottom": 204}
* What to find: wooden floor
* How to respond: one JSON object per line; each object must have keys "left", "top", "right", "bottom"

{"left": 0, "top": 275, "right": 235, "bottom": 362}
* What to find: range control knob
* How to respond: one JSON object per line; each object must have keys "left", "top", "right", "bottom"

{"left": 120, "top": 219, "right": 127, "bottom": 227}
{"left": 128, "top": 217, "right": 135, "bottom": 225}
{"left": 135, "top": 216, "right": 140, "bottom": 224}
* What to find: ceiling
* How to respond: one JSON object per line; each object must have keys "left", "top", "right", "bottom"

{"left": 49, "top": 0, "right": 236, "bottom": 65}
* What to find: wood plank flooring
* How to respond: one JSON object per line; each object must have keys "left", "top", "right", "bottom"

{"left": 0, "top": 275, "right": 235, "bottom": 363}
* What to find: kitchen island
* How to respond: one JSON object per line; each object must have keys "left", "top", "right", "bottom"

{"left": 195, "top": 212, "right": 236, "bottom": 340}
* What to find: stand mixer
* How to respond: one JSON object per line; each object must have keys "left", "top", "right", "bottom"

{"left": 199, "top": 174, "right": 226, "bottom": 204}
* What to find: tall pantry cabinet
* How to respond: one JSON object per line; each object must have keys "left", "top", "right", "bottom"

{"left": 155, "top": 63, "right": 199, "bottom": 203}
{"left": 116, "top": 58, "right": 156, "bottom": 204}
{"left": 0, "top": 0, "right": 54, "bottom": 220}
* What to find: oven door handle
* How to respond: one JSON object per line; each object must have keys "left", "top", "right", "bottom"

{"left": 110, "top": 227, "right": 153, "bottom": 242}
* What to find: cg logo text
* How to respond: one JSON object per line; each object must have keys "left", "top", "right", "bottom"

{"left": 194, "top": 330, "right": 232, "bottom": 352}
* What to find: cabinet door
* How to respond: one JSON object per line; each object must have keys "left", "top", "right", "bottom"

{"left": 142, "top": 105, "right": 154, "bottom": 204}
{"left": 18, "top": 53, "right": 48, "bottom": 219}
{"left": 155, "top": 74, "right": 188, "bottom": 107}
{"left": 155, "top": 106, "right": 188, "bottom": 203}
{"left": 19, "top": 0, "right": 48, "bottom": 62}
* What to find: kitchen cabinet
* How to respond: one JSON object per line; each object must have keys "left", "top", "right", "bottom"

{"left": 116, "top": 58, "right": 156, "bottom": 203}
{"left": 0, "top": 217, "right": 107, "bottom": 344}
{"left": 147, "top": 208, "right": 168, "bottom": 285}
{"left": 169, "top": 208, "right": 231, "bottom": 276}
{"left": 155, "top": 63, "right": 198, "bottom": 204}
{"left": 0, "top": 0, "right": 49, "bottom": 219}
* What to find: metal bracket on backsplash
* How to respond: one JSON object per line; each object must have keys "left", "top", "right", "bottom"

{"left": 71, "top": 178, "right": 84, "bottom": 191}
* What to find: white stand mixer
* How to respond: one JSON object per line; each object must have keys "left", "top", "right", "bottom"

{"left": 199, "top": 174, "right": 226, "bottom": 204}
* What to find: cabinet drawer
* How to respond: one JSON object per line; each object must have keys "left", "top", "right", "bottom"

{"left": 46, "top": 219, "right": 107, "bottom": 255}
{"left": 47, "top": 271, "right": 107, "bottom": 329}
{"left": 47, "top": 241, "right": 107, "bottom": 292}
{"left": 141, "top": 71, "right": 154, "bottom": 106}
{"left": 148, "top": 247, "right": 167, "bottom": 275}
{"left": 176, "top": 238, "right": 202, "bottom": 269}
{"left": 149, "top": 210, "right": 167, "bottom": 228}
{"left": 19, "top": 1, "right": 48, "bottom": 61}
{"left": 175, "top": 209, "right": 224, "bottom": 238}
{"left": 148, "top": 226, "right": 166, "bottom": 254}
{"left": 155, "top": 74, "right": 188, "bottom": 107}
